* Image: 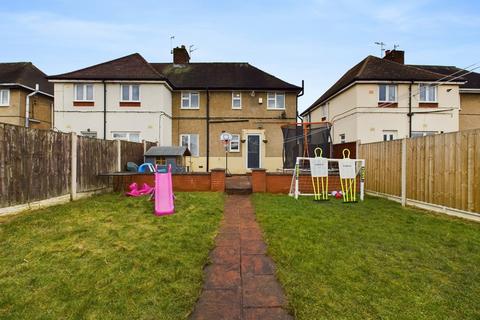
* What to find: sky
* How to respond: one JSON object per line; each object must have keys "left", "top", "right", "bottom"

{"left": 2, "top": 0, "right": 480, "bottom": 112}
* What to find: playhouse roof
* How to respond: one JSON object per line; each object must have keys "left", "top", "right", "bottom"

{"left": 145, "top": 146, "right": 191, "bottom": 157}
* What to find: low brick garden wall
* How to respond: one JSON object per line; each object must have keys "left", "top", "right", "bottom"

{"left": 114, "top": 168, "right": 357, "bottom": 194}
{"left": 114, "top": 169, "right": 225, "bottom": 192}
{"left": 251, "top": 169, "right": 359, "bottom": 194}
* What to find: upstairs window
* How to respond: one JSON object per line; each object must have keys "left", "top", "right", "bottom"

{"left": 181, "top": 91, "right": 200, "bottom": 109}
{"left": 383, "top": 130, "right": 398, "bottom": 141}
{"left": 378, "top": 84, "right": 396, "bottom": 102}
{"left": 419, "top": 84, "right": 437, "bottom": 102}
{"left": 0, "top": 89, "right": 10, "bottom": 106}
{"left": 339, "top": 133, "right": 346, "bottom": 143}
{"left": 232, "top": 92, "right": 242, "bottom": 109}
{"left": 180, "top": 134, "right": 199, "bottom": 156}
{"left": 121, "top": 84, "right": 140, "bottom": 101}
{"left": 75, "top": 84, "right": 94, "bottom": 101}
{"left": 229, "top": 134, "right": 240, "bottom": 152}
{"left": 267, "top": 92, "right": 285, "bottom": 109}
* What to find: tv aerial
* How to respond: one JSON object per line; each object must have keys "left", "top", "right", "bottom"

{"left": 374, "top": 41, "right": 386, "bottom": 57}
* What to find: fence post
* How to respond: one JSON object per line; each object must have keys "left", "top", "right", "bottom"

{"left": 117, "top": 140, "right": 122, "bottom": 172}
{"left": 70, "top": 132, "right": 77, "bottom": 201}
{"left": 143, "top": 140, "right": 147, "bottom": 154}
{"left": 401, "top": 138, "right": 407, "bottom": 206}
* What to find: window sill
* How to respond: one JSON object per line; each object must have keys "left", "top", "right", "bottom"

{"left": 180, "top": 107, "right": 200, "bottom": 110}
{"left": 119, "top": 101, "right": 141, "bottom": 107}
{"left": 73, "top": 101, "right": 95, "bottom": 107}
{"left": 0, "top": 104, "right": 9, "bottom": 107}
{"left": 266, "top": 108, "right": 286, "bottom": 111}
{"left": 232, "top": 107, "right": 242, "bottom": 110}
{"left": 418, "top": 102, "right": 438, "bottom": 108}
{"left": 378, "top": 102, "right": 398, "bottom": 108}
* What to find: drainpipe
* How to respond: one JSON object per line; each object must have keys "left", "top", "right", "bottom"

{"left": 103, "top": 81, "right": 107, "bottom": 140}
{"left": 25, "top": 83, "right": 39, "bottom": 127}
{"left": 296, "top": 80, "right": 304, "bottom": 122}
{"left": 206, "top": 88, "right": 210, "bottom": 172}
{"left": 408, "top": 81, "right": 413, "bottom": 137}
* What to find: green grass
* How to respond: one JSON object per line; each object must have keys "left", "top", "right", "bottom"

{"left": 0, "top": 192, "right": 224, "bottom": 320}
{"left": 253, "top": 194, "right": 480, "bottom": 320}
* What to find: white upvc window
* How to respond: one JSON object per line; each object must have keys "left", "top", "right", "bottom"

{"left": 180, "top": 134, "right": 199, "bottom": 157}
{"left": 181, "top": 91, "right": 200, "bottom": 109}
{"left": 0, "top": 89, "right": 10, "bottom": 106}
{"left": 75, "top": 84, "right": 94, "bottom": 101}
{"left": 112, "top": 131, "right": 140, "bottom": 142}
{"left": 267, "top": 92, "right": 285, "bottom": 109}
{"left": 121, "top": 84, "right": 140, "bottom": 101}
{"left": 419, "top": 84, "right": 437, "bottom": 102}
{"left": 232, "top": 92, "right": 242, "bottom": 109}
{"left": 339, "top": 133, "right": 346, "bottom": 143}
{"left": 378, "top": 84, "right": 397, "bottom": 102}
{"left": 229, "top": 134, "right": 240, "bottom": 152}
{"left": 383, "top": 130, "right": 398, "bottom": 141}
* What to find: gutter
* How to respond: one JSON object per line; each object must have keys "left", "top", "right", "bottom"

{"left": 206, "top": 88, "right": 210, "bottom": 172}
{"left": 25, "top": 84, "right": 40, "bottom": 127}
{"left": 103, "top": 81, "right": 107, "bottom": 139}
{"left": 1, "top": 83, "right": 53, "bottom": 98}
{"left": 408, "top": 81, "right": 413, "bottom": 137}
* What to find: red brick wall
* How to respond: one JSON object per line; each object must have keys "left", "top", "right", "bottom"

{"left": 114, "top": 171, "right": 225, "bottom": 192}
{"left": 251, "top": 169, "right": 267, "bottom": 192}
{"left": 210, "top": 169, "right": 226, "bottom": 192}
{"left": 250, "top": 173, "right": 359, "bottom": 194}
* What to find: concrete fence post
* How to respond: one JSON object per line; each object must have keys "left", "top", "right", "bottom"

{"left": 70, "top": 132, "right": 77, "bottom": 201}
{"left": 117, "top": 140, "right": 122, "bottom": 172}
{"left": 356, "top": 139, "right": 361, "bottom": 159}
{"left": 401, "top": 138, "right": 407, "bottom": 207}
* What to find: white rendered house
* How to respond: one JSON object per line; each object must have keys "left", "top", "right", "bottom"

{"left": 49, "top": 53, "right": 172, "bottom": 144}
{"left": 302, "top": 50, "right": 462, "bottom": 144}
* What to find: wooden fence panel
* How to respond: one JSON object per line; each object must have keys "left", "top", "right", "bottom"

{"left": 120, "top": 141, "right": 144, "bottom": 169}
{"left": 361, "top": 129, "right": 480, "bottom": 214}
{"left": 76, "top": 137, "right": 117, "bottom": 192}
{"left": 359, "top": 140, "right": 402, "bottom": 197}
{"left": 0, "top": 124, "right": 71, "bottom": 208}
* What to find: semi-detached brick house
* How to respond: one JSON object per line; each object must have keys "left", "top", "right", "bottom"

{"left": 0, "top": 62, "right": 53, "bottom": 129}
{"left": 49, "top": 46, "right": 301, "bottom": 173}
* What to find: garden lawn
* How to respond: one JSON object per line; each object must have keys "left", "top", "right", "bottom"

{"left": 253, "top": 194, "right": 480, "bottom": 320}
{"left": 0, "top": 192, "right": 224, "bottom": 320}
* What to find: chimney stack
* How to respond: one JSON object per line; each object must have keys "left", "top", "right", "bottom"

{"left": 173, "top": 45, "right": 190, "bottom": 64}
{"left": 383, "top": 50, "right": 404, "bottom": 64}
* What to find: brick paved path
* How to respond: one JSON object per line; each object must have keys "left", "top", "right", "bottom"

{"left": 190, "top": 195, "right": 292, "bottom": 320}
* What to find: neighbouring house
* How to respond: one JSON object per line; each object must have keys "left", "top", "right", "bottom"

{"left": 48, "top": 54, "right": 173, "bottom": 144}
{"left": 49, "top": 46, "right": 301, "bottom": 173}
{"left": 411, "top": 65, "right": 480, "bottom": 131}
{"left": 301, "top": 50, "right": 463, "bottom": 144}
{"left": 152, "top": 46, "right": 302, "bottom": 173}
{"left": 0, "top": 62, "right": 54, "bottom": 129}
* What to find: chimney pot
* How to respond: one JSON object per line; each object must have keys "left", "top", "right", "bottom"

{"left": 383, "top": 49, "right": 404, "bottom": 64}
{"left": 173, "top": 45, "right": 190, "bottom": 64}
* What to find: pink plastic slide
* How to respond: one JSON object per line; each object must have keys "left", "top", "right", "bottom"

{"left": 154, "top": 165, "right": 175, "bottom": 216}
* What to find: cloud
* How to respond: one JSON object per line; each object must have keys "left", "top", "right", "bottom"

{"left": 0, "top": 11, "right": 158, "bottom": 47}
